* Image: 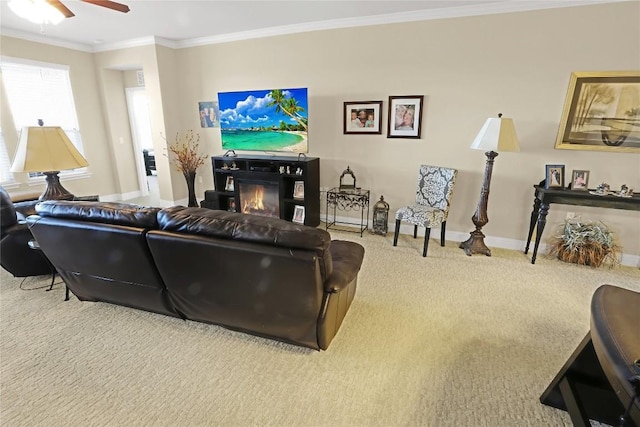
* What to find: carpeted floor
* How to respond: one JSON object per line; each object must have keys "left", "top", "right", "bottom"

{"left": 1, "top": 229, "right": 639, "bottom": 426}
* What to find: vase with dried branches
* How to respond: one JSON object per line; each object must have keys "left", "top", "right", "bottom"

{"left": 546, "top": 218, "right": 621, "bottom": 268}
{"left": 167, "top": 130, "right": 207, "bottom": 207}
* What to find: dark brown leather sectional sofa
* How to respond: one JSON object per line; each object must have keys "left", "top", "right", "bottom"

{"left": 27, "top": 201, "right": 365, "bottom": 350}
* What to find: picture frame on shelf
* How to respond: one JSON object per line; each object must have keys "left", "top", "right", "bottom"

{"left": 292, "top": 205, "right": 305, "bottom": 224}
{"left": 343, "top": 101, "right": 383, "bottom": 134}
{"left": 554, "top": 71, "right": 640, "bottom": 153}
{"left": 570, "top": 170, "right": 590, "bottom": 191}
{"left": 387, "top": 95, "right": 424, "bottom": 139}
{"left": 293, "top": 181, "right": 305, "bottom": 199}
{"left": 225, "top": 176, "right": 234, "bottom": 192}
{"left": 545, "top": 164, "right": 565, "bottom": 189}
{"left": 227, "top": 197, "right": 236, "bottom": 212}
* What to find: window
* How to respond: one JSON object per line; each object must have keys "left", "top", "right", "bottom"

{"left": 0, "top": 57, "right": 86, "bottom": 179}
{"left": 0, "top": 129, "right": 14, "bottom": 183}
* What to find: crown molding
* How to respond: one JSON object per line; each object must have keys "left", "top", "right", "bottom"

{"left": 0, "top": 28, "right": 92, "bottom": 52}
{"left": 176, "top": 0, "right": 626, "bottom": 49}
{"left": 1, "top": 0, "right": 630, "bottom": 52}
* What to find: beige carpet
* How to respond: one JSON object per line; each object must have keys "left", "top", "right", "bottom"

{"left": 1, "top": 229, "right": 639, "bottom": 427}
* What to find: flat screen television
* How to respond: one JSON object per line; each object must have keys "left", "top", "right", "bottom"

{"left": 218, "top": 87, "right": 308, "bottom": 153}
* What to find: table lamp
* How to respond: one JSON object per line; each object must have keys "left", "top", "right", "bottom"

{"left": 10, "top": 125, "right": 89, "bottom": 200}
{"left": 459, "top": 113, "right": 520, "bottom": 256}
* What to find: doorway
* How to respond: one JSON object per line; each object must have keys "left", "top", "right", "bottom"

{"left": 125, "top": 86, "right": 158, "bottom": 202}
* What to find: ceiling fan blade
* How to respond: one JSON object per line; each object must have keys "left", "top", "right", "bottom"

{"left": 80, "top": 0, "right": 130, "bottom": 13}
{"left": 46, "top": 0, "right": 75, "bottom": 18}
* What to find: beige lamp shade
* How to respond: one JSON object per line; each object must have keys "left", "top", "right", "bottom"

{"left": 470, "top": 114, "right": 520, "bottom": 152}
{"left": 10, "top": 126, "right": 89, "bottom": 173}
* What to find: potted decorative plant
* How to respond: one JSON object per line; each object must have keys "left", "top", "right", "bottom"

{"left": 167, "top": 130, "right": 207, "bottom": 207}
{"left": 547, "top": 218, "right": 621, "bottom": 268}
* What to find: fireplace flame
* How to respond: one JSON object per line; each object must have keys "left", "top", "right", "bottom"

{"left": 242, "top": 186, "right": 265, "bottom": 213}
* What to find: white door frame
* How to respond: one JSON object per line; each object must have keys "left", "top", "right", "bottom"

{"left": 125, "top": 87, "right": 151, "bottom": 197}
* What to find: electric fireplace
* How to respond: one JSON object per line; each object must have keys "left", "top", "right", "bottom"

{"left": 236, "top": 179, "right": 280, "bottom": 218}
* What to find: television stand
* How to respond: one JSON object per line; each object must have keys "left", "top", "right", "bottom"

{"left": 202, "top": 154, "right": 320, "bottom": 227}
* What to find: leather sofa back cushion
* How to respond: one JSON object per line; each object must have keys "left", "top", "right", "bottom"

{"left": 0, "top": 186, "right": 18, "bottom": 233}
{"left": 158, "top": 206, "right": 333, "bottom": 279}
{"left": 36, "top": 201, "right": 161, "bottom": 229}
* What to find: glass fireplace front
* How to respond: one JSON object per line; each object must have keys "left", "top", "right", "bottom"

{"left": 236, "top": 179, "right": 280, "bottom": 219}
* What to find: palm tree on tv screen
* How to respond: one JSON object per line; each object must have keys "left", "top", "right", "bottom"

{"left": 268, "top": 89, "right": 308, "bottom": 131}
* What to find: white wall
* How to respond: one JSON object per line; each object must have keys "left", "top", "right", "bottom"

{"left": 2, "top": 1, "right": 639, "bottom": 261}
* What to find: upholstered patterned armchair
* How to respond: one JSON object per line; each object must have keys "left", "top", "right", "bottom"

{"left": 392, "top": 165, "right": 458, "bottom": 257}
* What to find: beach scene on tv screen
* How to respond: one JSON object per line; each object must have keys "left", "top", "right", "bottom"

{"left": 218, "top": 87, "right": 308, "bottom": 153}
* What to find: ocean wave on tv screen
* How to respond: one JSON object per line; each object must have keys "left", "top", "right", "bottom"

{"left": 221, "top": 130, "right": 306, "bottom": 152}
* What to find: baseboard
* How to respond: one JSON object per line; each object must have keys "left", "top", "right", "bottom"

{"left": 326, "top": 214, "right": 640, "bottom": 268}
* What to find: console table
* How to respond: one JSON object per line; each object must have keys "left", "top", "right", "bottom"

{"left": 524, "top": 185, "right": 640, "bottom": 264}
{"left": 325, "top": 187, "right": 370, "bottom": 237}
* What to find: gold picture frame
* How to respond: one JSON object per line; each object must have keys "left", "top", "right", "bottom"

{"left": 554, "top": 71, "right": 640, "bottom": 153}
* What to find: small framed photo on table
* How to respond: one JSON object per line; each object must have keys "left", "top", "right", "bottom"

{"left": 545, "top": 164, "right": 565, "bottom": 189}
{"left": 292, "top": 205, "right": 305, "bottom": 224}
{"left": 225, "top": 176, "right": 234, "bottom": 192}
{"left": 293, "top": 181, "right": 305, "bottom": 199}
{"left": 387, "top": 95, "right": 424, "bottom": 139}
{"left": 343, "top": 101, "right": 383, "bottom": 134}
{"left": 571, "top": 170, "right": 590, "bottom": 191}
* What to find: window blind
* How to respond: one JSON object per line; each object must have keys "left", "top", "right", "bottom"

{"left": 0, "top": 129, "right": 14, "bottom": 183}
{"left": 0, "top": 58, "right": 86, "bottom": 178}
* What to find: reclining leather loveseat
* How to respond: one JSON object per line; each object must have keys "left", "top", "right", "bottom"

{"left": 26, "top": 201, "right": 365, "bottom": 350}
{"left": 0, "top": 186, "right": 51, "bottom": 277}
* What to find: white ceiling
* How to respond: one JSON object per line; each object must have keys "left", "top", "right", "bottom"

{"left": 0, "top": 0, "right": 626, "bottom": 52}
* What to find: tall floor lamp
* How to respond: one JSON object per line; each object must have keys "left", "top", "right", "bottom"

{"left": 10, "top": 125, "right": 89, "bottom": 201}
{"left": 459, "top": 113, "right": 520, "bottom": 256}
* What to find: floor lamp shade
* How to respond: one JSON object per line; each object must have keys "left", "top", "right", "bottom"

{"left": 460, "top": 114, "right": 520, "bottom": 256}
{"left": 10, "top": 126, "right": 89, "bottom": 200}
{"left": 470, "top": 115, "right": 520, "bottom": 153}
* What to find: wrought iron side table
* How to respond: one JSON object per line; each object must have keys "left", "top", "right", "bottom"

{"left": 325, "top": 187, "right": 370, "bottom": 237}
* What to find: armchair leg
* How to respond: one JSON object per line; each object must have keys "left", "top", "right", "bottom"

{"left": 440, "top": 221, "right": 447, "bottom": 246}
{"left": 393, "top": 220, "right": 401, "bottom": 246}
{"left": 413, "top": 225, "right": 418, "bottom": 239}
{"left": 423, "top": 228, "right": 431, "bottom": 257}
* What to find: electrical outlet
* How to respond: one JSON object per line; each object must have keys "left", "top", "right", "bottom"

{"left": 198, "top": 176, "right": 203, "bottom": 183}
{"left": 566, "top": 212, "right": 575, "bottom": 220}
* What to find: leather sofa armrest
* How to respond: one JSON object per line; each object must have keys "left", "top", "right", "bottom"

{"left": 5, "top": 221, "right": 30, "bottom": 235}
{"left": 324, "top": 240, "right": 364, "bottom": 293}
{"left": 14, "top": 200, "right": 39, "bottom": 218}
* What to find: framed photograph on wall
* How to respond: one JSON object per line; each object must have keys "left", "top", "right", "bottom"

{"left": 293, "top": 181, "right": 305, "bottom": 199}
{"left": 225, "top": 176, "right": 234, "bottom": 192}
{"left": 570, "top": 170, "right": 590, "bottom": 191}
{"left": 554, "top": 71, "right": 640, "bottom": 153}
{"left": 198, "top": 101, "right": 219, "bottom": 128}
{"left": 292, "top": 205, "right": 305, "bottom": 224}
{"left": 343, "top": 101, "right": 383, "bottom": 134}
{"left": 387, "top": 95, "right": 424, "bottom": 139}
{"left": 545, "top": 164, "right": 565, "bottom": 189}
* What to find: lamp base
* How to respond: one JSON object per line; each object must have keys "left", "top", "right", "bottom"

{"left": 39, "top": 172, "right": 75, "bottom": 201}
{"left": 459, "top": 230, "right": 492, "bottom": 257}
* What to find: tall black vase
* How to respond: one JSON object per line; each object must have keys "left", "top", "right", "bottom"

{"left": 184, "top": 171, "right": 198, "bottom": 207}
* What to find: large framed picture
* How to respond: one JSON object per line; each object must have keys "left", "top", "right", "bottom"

{"left": 343, "top": 101, "right": 382, "bottom": 134}
{"left": 545, "top": 164, "right": 565, "bottom": 189}
{"left": 292, "top": 205, "right": 305, "bottom": 224}
{"left": 570, "top": 170, "right": 590, "bottom": 191}
{"left": 555, "top": 71, "right": 640, "bottom": 153}
{"left": 387, "top": 95, "right": 424, "bottom": 139}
